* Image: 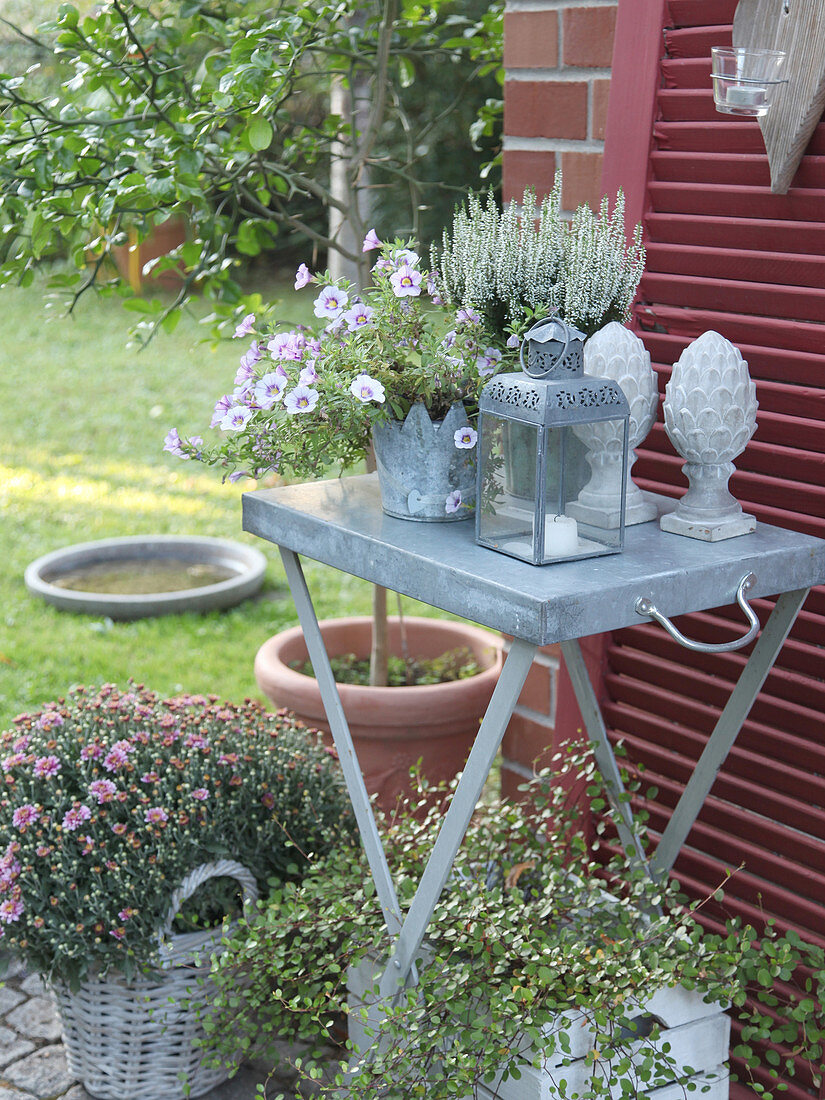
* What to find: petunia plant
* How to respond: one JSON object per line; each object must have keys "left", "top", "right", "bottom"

{"left": 0, "top": 684, "right": 353, "bottom": 990}
{"left": 165, "top": 234, "right": 507, "bottom": 485}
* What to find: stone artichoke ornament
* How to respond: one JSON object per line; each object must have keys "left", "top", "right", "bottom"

{"left": 661, "top": 330, "right": 758, "bottom": 541}
{"left": 568, "top": 322, "right": 659, "bottom": 529}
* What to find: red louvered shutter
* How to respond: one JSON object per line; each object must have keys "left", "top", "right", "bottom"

{"left": 599, "top": 2, "right": 825, "bottom": 1096}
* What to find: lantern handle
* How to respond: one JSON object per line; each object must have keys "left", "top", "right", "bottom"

{"left": 634, "top": 573, "right": 760, "bottom": 653}
{"left": 519, "top": 316, "right": 572, "bottom": 376}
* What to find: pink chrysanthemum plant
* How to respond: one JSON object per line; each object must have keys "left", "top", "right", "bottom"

{"left": 0, "top": 685, "right": 353, "bottom": 990}
{"left": 165, "top": 233, "right": 509, "bottom": 484}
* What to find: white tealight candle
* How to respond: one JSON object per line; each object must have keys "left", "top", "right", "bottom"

{"left": 725, "top": 84, "right": 767, "bottom": 108}
{"left": 537, "top": 514, "right": 578, "bottom": 558}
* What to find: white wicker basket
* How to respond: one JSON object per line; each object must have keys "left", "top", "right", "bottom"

{"left": 51, "top": 859, "right": 258, "bottom": 1100}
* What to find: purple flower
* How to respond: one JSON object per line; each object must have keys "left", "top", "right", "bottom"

{"left": 506, "top": 333, "right": 521, "bottom": 349}
{"left": 343, "top": 303, "right": 375, "bottom": 331}
{"left": 220, "top": 405, "right": 254, "bottom": 432}
{"left": 163, "top": 428, "right": 189, "bottom": 459}
{"left": 294, "top": 262, "right": 312, "bottom": 289}
{"left": 145, "top": 806, "right": 169, "bottom": 824}
{"left": 267, "top": 332, "right": 305, "bottom": 361}
{"left": 349, "top": 374, "right": 385, "bottom": 404}
{"left": 390, "top": 264, "right": 423, "bottom": 298}
{"left": 456, "top": 307, "right": 481, "bottom": 325}
{"left": 33, "top": 755, "right": 61, "bottom": 779}
{"left": 238, "top": 340, "right": 262, "bottom": 374}
{"left": 12, "top": 804, "right": 39, "bottom": 830}
{"left": 0, "top": 898, "right": 24, "bottom": 924}
{"left": 111, "top": 823, "right": 127, "bottom": 835}
{"left": 109, "top": 927, "right": 126, "bottom": 941}
{"left": 233, "top": 313, "right": 256, "bottom": 339}
{"left": 62, "top": 804, "right": 92, "bottom": 832}
{"left": 392, "top": 247, "right": 420, "bottom": 268}
{"left": 211, "top": 394, "right": 234, "bottom": 429}
{"left": 89, "top": 779, "right": 117, "bottom": 804}
{"left": 454, "top": 427, "right": 478, "bottom": 450}
{"left": 362, "top": 228, "right": 382, "bottom": 252}
{"left": 2, "top": 753, "right": 26, "bottom": 773}
{"left": 313, "top": 286, "right": 349, "bottom": 320}
{"left": 80, "top": 743, "right": 103, "bottom": 761}
{"left": 427, "top": 275, "right": 443, "bottom": 304}
{"left": 118, "top": 907, "right": 137, "bottom": 921}
{"left": 283, "top": 385, "right": 319, "bottom": 414}
{"left": 191, "top": 788, "right": 209, "bottom": 801}
{"left": 254, "top": 371, "right": 288, "bottom": 409}
{"left": 475, "top": 347, "right": 502, "bottom": 376}
{"left": 299, "top": 363, "right": 318, "bottom": 386}
{"left": 445, "top": 490, "right": 462, "bottom": 515}
{"left": 141, "top": 771, "right": 159, "bottom": 784}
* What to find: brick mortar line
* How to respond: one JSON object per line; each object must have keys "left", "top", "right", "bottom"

{"left": 503, "top": 136, "right": 605, "bottom": 152}
{"left": 506, "top": 0, "right": 617, "bottom": 10}
{"left": 505, "top": 68, "right": 612, "bottom": 81}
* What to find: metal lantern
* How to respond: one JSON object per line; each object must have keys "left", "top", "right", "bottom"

{"left": 475, "top": 317, "right": 631, "bottom": 565}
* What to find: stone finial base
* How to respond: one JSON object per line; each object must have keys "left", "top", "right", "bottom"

{"left": 660, "top": 509, "right": 756, "bottom": 542}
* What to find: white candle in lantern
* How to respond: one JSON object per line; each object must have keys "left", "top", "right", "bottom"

{"left": 537, "top": 514, "right": 579, "bottom": 558}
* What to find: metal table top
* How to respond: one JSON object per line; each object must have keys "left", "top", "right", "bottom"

{"left": 243, "top": 474, "right": 825, "bottom": 646}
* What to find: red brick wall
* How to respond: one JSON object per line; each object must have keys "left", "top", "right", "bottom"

{"left": 502, "top": 1, "right": 618, "bottom": 214}
{"left": 500, "top": 2, "right": 617, "bottom": 793}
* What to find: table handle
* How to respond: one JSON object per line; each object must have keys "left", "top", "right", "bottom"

{"left": 635, "top": 573, "right": 759, "bottom": 653}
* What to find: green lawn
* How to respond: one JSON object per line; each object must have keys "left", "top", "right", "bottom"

{"left": 0, "top": 276, "right": 385, "bottom": 726}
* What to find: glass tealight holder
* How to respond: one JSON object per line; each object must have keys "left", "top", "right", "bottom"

{"left": 711, "top": 47, "right": 787, "bottom": 117}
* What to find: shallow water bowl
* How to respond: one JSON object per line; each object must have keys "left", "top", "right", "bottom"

{"left": 25, "top": 536, "right": 267, "bottom": 620}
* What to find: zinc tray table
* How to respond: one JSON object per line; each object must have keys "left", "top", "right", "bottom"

{"left": 243, "top": 473, "right": 825, "bottom": 1015}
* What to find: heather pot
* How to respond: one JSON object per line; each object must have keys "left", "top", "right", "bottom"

{"left": 254, "top": 617, "right": 501, "bottom": 811}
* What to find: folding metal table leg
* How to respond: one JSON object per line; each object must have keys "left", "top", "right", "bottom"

{"left": 279, "top": 548, "right": 405, "bottom": 938}
{"left": 375, "top": 637, "right": 537, "bottom": 1003}
{"left": 559, "top": 638, "right": 650, "bottom": 872}
{"left": 650, "top": 587, "right": 809, "bottom": 876}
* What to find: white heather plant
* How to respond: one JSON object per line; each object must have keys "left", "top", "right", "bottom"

{"left": 0, "top": 684, "right": 353, "bottom": 989}
{"left": 433, "top": 173, "right": 645, "bottom": 341}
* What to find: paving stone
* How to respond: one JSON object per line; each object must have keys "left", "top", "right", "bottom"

{"left": 17, "top": 977, "right": 46, "bottom": 1000}
{"left": 0, "top": 956, "right": 27, "bottom": 981}
{"left": 0, "top": 1025, "right": 35, "bottom": 1069}
{"left": 0, "top": 986, "right": 26, "bottom": 1014}
{"left": 0, "top": 1088, "right": 36, "bottom": 1099}
{"left": 2, "top": 1046, "right": 75, "bottom": 1098}
{"left": 6, "top": 999, "right": 62, "bottom": 1043}
{"left": 60, "top": 1087, "right": 94, "bottom": 1100}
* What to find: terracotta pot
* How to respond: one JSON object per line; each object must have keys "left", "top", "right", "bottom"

{"left": 254, "top": 617, "right": 502, "bottom": 811}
